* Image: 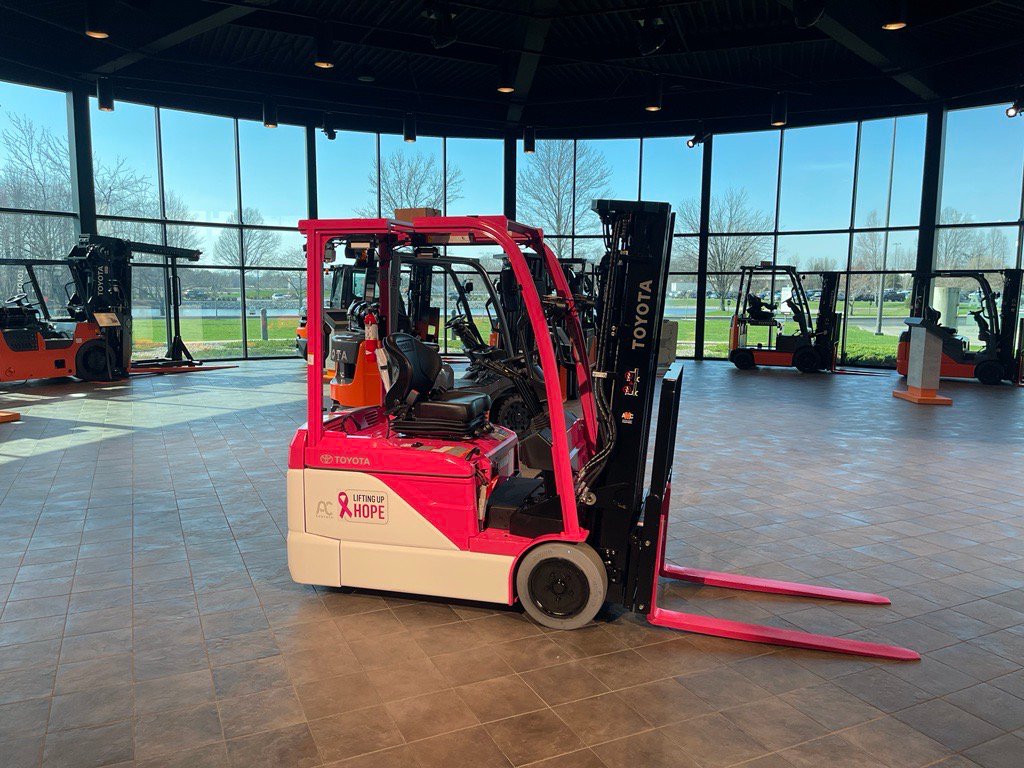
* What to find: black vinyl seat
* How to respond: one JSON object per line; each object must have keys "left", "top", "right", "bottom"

{"left": 383, "top": 332, "right": 491, "bottom": 439}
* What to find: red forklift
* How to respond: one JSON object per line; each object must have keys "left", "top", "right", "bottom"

{"left": 1, "top": 235, "right": 201, "bottom": 383}
{"left": 896, "top": 269, "right": 1023, "bottom": 385}
{"left": 287, "top": 203, "right": 917, "bottom": 660}
{"left": 728, "top": 263, "right": 841, "bottom": 373}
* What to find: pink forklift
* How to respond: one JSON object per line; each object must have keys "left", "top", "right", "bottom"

{"left": 287, "top": 201, "right": 918, "bottom": 660}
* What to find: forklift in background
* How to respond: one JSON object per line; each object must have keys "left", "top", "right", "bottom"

{"left": 897, "top": 269, "right": 1023, "bottom": 385}
{"left": 728, "top": 263, "right": 841, "bottom": 373}
{"left": 1, "top": 235, "right": 201, "bottom": 383}
{"left": 287, "top": 204, "right": 918, "bottom": 661}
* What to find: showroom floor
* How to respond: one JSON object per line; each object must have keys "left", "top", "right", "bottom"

{"left": 1, "top": 360, "right": 1022, "bottom": 768}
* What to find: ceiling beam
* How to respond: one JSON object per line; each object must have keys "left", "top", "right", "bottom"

{"left": 775, "top": 0, "right": 940, "bottom": 100}
{"left": 93, "top": 4, "right": 267, "bottom": 75}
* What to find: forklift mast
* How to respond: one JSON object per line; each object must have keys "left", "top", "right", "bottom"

{"left": 812, "top": 271, "right": 841, "bottom": 349}
{"left": 583, "top": 199, "right": 674, "bottom": 609}
{"left": 66, "top": 235, "right": 135, "bottom": 375}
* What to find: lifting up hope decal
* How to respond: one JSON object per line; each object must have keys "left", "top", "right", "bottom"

{"left": 336, "top": 490, "right": 389, "bottom": 524}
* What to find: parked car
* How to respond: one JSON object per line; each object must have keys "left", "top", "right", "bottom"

{"left": 271, "top": 293, "right": 293, "bottom": 300}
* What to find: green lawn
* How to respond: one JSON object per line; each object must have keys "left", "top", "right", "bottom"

{"left": 131, "top": 307, "right": 905, "bottom": 366}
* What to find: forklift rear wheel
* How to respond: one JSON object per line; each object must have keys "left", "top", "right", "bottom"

{"left": 516, "top": 542, "right": 607, "bottom": 630}
{"left": 974, "top": 360, "right": 1003, "bottom": 386}
{"left": 492, "top": 393, "right": 532, "bottom": 436}
{"left": 75, "top": 340, "right": 116, "bottom": 382}
{"left": 729, "top": 349, "right": 756, "bottom": 370}
{"left": 793, "top": 347, "right": 820, "bottom": 373}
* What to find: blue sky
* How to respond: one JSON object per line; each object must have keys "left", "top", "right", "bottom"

{"left": 2, "top": 78, "right": 1023, "bottom": 253}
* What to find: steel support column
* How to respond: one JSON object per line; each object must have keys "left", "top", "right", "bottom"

{"left": 66, "top": 86, "right": 97, "bottom": 235}
{"left": 503, "top": 131, "right": 517, "bottom": 220}
{"left": 693, "top": 136, "right": 713, "bottom": 360}
{"left": 915, "top": 105, "right": 946, "bottom": 276}
{"left": 305, "top": 125, "right": 318, "bottom": 219}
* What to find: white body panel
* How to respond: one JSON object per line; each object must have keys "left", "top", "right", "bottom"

{"left": 287, "top": 467, "right": 514, "bottom": 604}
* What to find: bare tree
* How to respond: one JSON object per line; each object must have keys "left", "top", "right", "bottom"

{"left": 678, "top": 188, "right": 773, "bottom": 309}
{"left": 359, "top": 150, "right": 464, "bottom": 218}
{"left": 212, "top": 207, "right": 286, "bottom": 269}
{"left": 517, "top": 140, "right": 611, "bottom": 258}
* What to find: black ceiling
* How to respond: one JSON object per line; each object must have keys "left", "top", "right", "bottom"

{"left": 1, "top": 0, "right": 1023, "bottom": 139}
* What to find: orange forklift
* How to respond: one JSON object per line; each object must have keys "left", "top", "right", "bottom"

{"left": 728, "top": 263, "right": 841, "bottom": 373}
{"left": 897, "top": 269, "right": 1023, "bottom": 385}
{"left": 0, "top": 235, "right": 200, "bottom": 383}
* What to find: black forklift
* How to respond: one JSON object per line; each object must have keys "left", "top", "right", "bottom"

{"left": 897, "top": 268, "right": 1023, "bottom": 385}
{"left": 728, "top": 263, "right": 841, "bottom": 373}
{"left": 1, "top": 235, "right": 200, "bottom": 383}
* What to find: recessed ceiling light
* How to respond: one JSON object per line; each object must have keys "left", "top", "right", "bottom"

{"left": 357, "top": 74, "right": 375, "bottom": 83}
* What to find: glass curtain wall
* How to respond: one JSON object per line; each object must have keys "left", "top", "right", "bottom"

{"left": 0, "top": 81, "right": 79, "bottom": 319}
{"left": 5, "top": 76, "right": 1024, "bottom": 367}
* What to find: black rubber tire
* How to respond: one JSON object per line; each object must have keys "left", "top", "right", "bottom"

{"left": 729, "top": 348, "right": 756, "bottom": 370}
{"left": 75, "top": 340, "right": 117, "bottom": 382}
{"left": 516, "top": 542, "right": 607, "bottom": 630}
{"left": 974, "top": 359, "right": 1004, "bottom": 386}
{"left": 793, "top": 347, "right": 821, "bottom": 373}
{"left": 491, "top": 392, "right": 532, "bottom": 436}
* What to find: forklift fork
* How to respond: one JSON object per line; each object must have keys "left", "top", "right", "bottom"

{"left": 638, "top": 365, "right": 919, "bottom": 661}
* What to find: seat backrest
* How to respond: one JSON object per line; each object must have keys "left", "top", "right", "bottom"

{"left": 383, "top": 332, "right": 445, "bottom": 411}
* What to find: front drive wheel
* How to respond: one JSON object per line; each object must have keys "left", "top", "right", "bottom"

{"left": 793, "top": 347, "right": 820, "bottom": 373}
{"left": 491, "top": 392, "right": 532, "bottom": 437}
{"left": 974, "top": 359, "right": 1003, "bottom": 386}
{"left": 516, "top": 542, "right": 607, "bottom": 630}
{"left": 75, "top": 340, "right": 117, "bottom": 381}
{"left": 729, "top": 348, "right": 756, "bottom": 370}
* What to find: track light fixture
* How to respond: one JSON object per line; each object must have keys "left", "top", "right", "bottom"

{"left": 637, "top": 13, "right": 667, "bottom": 56}
{"left": 644, "top": 74, "right": 663, "bottom": 112}
{"left": 881, "top": 0, "right": 908, "bottom": 30}
{"left": 770, "top": 91, "right": 788, "bottom": 127}
{"left": 314, "top": 29, "right": 334, "bottom": 69}
{"left": 1007, "top": 90, "right": 1023, "bottom": 118}
{"left": 686, "top": 130, "right": 710, "bottom": 149}
{"left": 792, "top": 0, "right": 825, "bottom": 29}
{"left": 429, "top": 3, "right": 457, "bottom": 50}
{"left": 263, "top": 100, "right": 278, "bottom": 128}
{"left": 96, "top": 77, "right": 114, "bottom": 111}
{"left": 322, "top": 113, "right": 337, "bottom": 140}
{"left": 523, "top": 126, "right": 536, "bottom": 154}
{"left": 403, "top": 113, "right": 417, "bottom": 143}
{"left": 85, "top": 0, "right": 110, "bottom": 39}
{"left": 497, "top": 52, "right": 516, "bottom": 93}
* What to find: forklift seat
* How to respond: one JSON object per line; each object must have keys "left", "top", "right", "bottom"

{"left": 383, "top": 332, "right": 491, "bottom": 438}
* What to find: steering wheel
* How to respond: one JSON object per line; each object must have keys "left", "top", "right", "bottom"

{"left": 5, "top": 292, "right": 29, "bottom": 307}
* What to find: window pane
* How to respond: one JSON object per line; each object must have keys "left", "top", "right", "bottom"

{"left": 178, "top": 268, "right": 243, "bottom": 358}
{"left": 518, "top": 139, "right": 574, "bottom": 236}
{"left": 710, "top": 131, "right": 780, "bottom": 232}
{"left": 574, "top": 139, "right": 638, "bottom": 235}
{"left": 941, "top": 104, "right": 1024, "bottom": 224}
{"left": 671, "top": 236, "right": 698, "bottom": 271}
{"left": 0, "top": 80, "right": 73, "bottom": 213}
{"left": 706, "top": 234, "right": 772, "bottom": 277}
{"left": 544, "top": 235, "right": 572, "bottom": 259}
{"left": 778, "top": 122, "right": 856, "bottom": 231}
{"left": 855, "top": 116, "right": 926, "bottom": 228}
{"left": 776, "top": 233, "right": 850, "bottom": 272}
{"left": 245, "top": 269, "right": 305, "bottom": 357}
{"left": 0, "top": 211, "right": 76, "bottom": 261}
{"left": 666, "top": 273, "right": 697, "bottom": 357}
{"left": 702, "top": 273, "right": 742, "bottom": 358}
{"left": 160, "top": 108, "right": 238, "bottom": 223}
{"left": 842, "top": 272, "right": 913, "bottom": 366}
{"left": 167, "top": 223, "right": 235, "bottom": 267}
{"left": 317, "top": 130, "right": 378, "bottom": 217}
{"left": 378, "top": 134, "right": 444, "bottom": 218}
{"left": 445, "top": 138, "right": 502, "bottom": 215}
{"left": 241, "top": 227, "right": 304, "bottom": 269}
{"left": 131, "top": 264, "right": 168, "bottom": 358}
{"left": 935, "top": 225, "right": 1018, "bottom": 270}
{"left": 238, "top": 120, "right": 306, "bottom": 227}
{"left": 642, "top": 137, "right": 703, "bottom": 234}
{"left": 572, "top": 236, "right": 603, "bottom": 262}
{"left": 851, "top": 229, "right": 918, "bottom": 272}
{"left": 92, "top": 99, "right": 160, "bottom": 219}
